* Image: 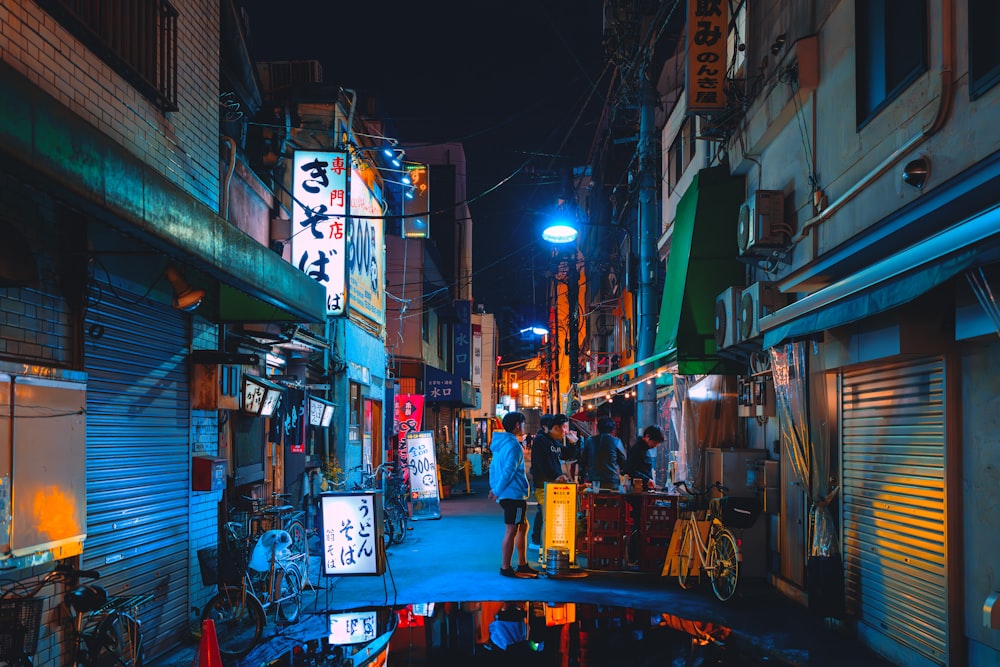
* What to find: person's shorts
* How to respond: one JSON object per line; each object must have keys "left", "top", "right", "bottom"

{"left": 499, "top": 498, "right": 528, "bottom": 525}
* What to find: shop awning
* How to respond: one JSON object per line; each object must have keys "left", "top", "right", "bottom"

{"left": 0, "top": 60, "right": 325, "bottom": 324}
{"left": 653, "top": 166, "right": 746, "bottom": 375}
{"left": 762, "top": 203, "right": 1000, "bottom": 347}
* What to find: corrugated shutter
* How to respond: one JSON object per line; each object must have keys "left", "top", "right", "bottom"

{"left": 84, "top": 287, "right": 190, "bottom": 657}
{"left": 841, "top": 357, "right": 947, "bottom": 666}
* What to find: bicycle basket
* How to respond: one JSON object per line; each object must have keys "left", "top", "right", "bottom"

{"left": 715, "top": 496, "right": 762, "bottom": 529}
{"left": 0, "top": 597, "right": 44, "bottom": 659}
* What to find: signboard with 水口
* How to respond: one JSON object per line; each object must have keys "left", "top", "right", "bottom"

{"left": 319, "top": 492, "right": 385, "bottom": 576}
{"left": 405, "top": 430, "right": 441, "bottom": 520}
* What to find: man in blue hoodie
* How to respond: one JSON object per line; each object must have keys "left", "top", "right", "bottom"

{"left": 488, "top": 411, "right": 540, "bottom": 578}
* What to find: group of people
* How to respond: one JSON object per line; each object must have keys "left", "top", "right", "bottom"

{"left": 487, "top": 411, "right": 665, "bottom": 578}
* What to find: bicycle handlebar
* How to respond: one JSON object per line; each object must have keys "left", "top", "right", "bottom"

{"left": 672, "top": 480, "right": 729, "bottom": 496}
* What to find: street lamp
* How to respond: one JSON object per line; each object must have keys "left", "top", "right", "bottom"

{"left": 541, "top": 218, "right": 581, "bottom": 413}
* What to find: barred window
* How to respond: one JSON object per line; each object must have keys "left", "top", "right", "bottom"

{"left": 37, "top": 0, "right": 179, "bottom": 112}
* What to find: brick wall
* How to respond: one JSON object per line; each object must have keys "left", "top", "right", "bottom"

{"left": 0, "top": 0, "right": 222, "bottom": 212}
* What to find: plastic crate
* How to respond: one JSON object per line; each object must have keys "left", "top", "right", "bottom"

{"left": 0, "top": 597, "right": 44, "bottom": 659}
{"left": 588, "top": 543, "right": 626, "bottom": 570}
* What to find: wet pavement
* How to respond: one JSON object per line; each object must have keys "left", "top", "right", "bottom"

{"left": 149, "top": 478, "right": 895, "bottom": 666}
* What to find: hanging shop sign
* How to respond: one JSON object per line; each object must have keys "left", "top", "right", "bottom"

{"left": 348, "top": 166, "right": 385, "bottom": 325}
{"left": 405, "top": 430, "right": 441, "bottom": 521}
{"left": 242, "top": 374, "right": 283, "bottom": 417}
{"left": 685, "top": 0, "right": 729, "bottom": 114}
{"left": 291, "top": 150, "right": 348, "bottom": 316}
{"left": 308, "top": 396, "right": 337, "bottom": 427}
{"left": 472, "top": 323, "right": 483, "bottom": 386}
{"left": 453, "top": 300, "right": 472, "bottom": 381}
{"left": 319, "top": 492, "right": 385, "bottom": 576}
{"left": 402, "top": 162, "right": 430, "bottom": 238}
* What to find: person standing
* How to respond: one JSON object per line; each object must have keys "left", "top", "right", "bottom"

{"left": 530, "top": 414, "right": 570, "bottom": 547}
{"left": 578, "top": 416, "right": 627, "bottom": 491}
{"left": 625, "top": 425, "right": 666, "bottom": 488}
{"left": 488, "top": 411, "right": 540, "bottom": 578}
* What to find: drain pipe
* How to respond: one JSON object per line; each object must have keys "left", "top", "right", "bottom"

{"left": 793, "top": 0, "right": 954, "bottom": 251}
{"left": 220, "top": 136, "right": 238, "bottom": 221}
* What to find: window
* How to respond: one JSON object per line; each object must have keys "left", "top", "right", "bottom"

{"left": 969, "top": 0, "right": 1000, "bottom": 99}
{"left": 37, "top": 0, "right": 179, "bottom": 112}
{"left": 232, "top": 413, "right": 265, "bottom": 485}
{"left": 856, "top": 0, "right": 927, "bottom": 127}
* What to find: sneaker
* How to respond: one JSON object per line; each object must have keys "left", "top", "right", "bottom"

{"left": 516, "top": 563, "right": 540, "bottom": 577}
{"left": 500, "top": 567, "right": 521, "bottom": 578}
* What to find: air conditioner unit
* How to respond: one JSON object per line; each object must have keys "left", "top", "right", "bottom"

{"left": 739, "top": 282, "right": 788, "bottom": 341}
{"left": 737, "top": 190, "right": 787, "bottom": 256}
{"left": 714, "top": 286, "right": 743, "bottom": 349}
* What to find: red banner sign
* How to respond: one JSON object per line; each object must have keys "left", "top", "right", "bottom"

{"left": 394, "top": 394, "right": 424, "bottom": 468}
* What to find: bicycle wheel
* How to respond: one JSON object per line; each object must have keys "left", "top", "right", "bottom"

{"left": 91, "top": 611, "right": 144, "bottom": 667}
{"left": 202, "top": 586, "right": 265, "bottom": 658}
{"left": 709, "top": 528, "right": 740, "bottom": 602}
{"left": 276, "top": 564, "right": 302, "bottom": 625}
{"left": 676, "top": 522, "right": 697, "bottom": 589}
{"left": 391, "top": 500, "right": 410, "bottom": 545}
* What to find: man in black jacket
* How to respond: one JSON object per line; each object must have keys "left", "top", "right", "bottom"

{"left": 579, "top": 416, "right": 627, "bottom": 491}
{"left": 625, "top": 425, "right": 665, "bottom": 488}
{"left": 530, "top": 414, "right": 569, "bottom": 546}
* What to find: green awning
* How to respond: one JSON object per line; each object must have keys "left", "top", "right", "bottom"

{"left": 654, "top": 166, "right": 745, "bottom": 375}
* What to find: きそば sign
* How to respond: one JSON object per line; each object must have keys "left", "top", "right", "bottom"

{"left": 291, "top": 151, "right": 348, "bottom": 316}
{"left": 405, "top": 431, "right": 441, "bottom": 520}
{"left": 319, "top": 492, "right": 385, "bottom": 576}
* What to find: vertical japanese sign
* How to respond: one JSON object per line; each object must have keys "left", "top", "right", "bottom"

{"left": 328, "top": 610, "right": 378, "bottom": 645}
{"left": 686, "top": 0, "right": 729, "bottom": 114}
{"left": 472, "top": 323, "right": 483, "bottom": 386}
{"left": 394, "top": 394, "right": 424, "bottom": 470}
{"left": 453, "top": 300, "right": 472, "bottom": 381}
{"left": 402, "top": 162, "right": 430, "bottom": 238}
{"left": 543, "top": 482, "right": 578, "bottom": 564}
{"left": 405, "top": 431, "right": 441, "bottom": 520}
{"left": 291, "top": 151, "right": 348, "bottom": 316}
{"left": 348, "top": 167, "right": 386, "bottom": 325}
{"left": 319, "top": 492, "right": 384, "bottom": 575}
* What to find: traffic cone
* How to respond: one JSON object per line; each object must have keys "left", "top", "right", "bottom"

{"left": 199, "top": 618, "right": 223, "bottom": 667}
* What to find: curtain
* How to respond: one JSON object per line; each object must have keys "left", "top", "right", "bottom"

{"left": 769, "top": 341, "right": 838, "bottom": 557}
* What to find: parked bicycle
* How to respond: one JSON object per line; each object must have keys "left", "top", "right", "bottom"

{"left": 673, "top": 480, "right": 762, "bottom": 602}
{"left": 233, "top": 493, "right": 309, "bottom": 557}
{"left": 201, "top": 521, "right": 304, "bottom": 659}
{"left": 351, "top": 463, "right": 410, "bottom": 547}
{"left": 0, "top": 563, "right": 153, "bottom": 666}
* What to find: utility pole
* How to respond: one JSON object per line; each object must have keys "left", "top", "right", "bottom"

{"left": 636, "top": 73, "right": 659, "bottom": 430}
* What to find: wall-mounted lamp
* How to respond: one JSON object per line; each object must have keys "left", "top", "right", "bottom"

{"left": 165, "top": 265, "right": 204, "bottom": 311}
{"left": 902, "top": 157, "right": 930, "bottom": 190}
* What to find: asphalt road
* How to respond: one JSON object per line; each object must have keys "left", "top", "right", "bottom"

{"left": 149, "top": 476, "right": 894, "bottom": 667}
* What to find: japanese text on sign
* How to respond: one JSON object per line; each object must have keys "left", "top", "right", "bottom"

{"left": 328, "top": 610, "right": 378, "bottom": 645}
{"left": 291, "top": 151, "right": 348, "bottom": 316}
{"left": 686, "top": 0, "right": 729, "bottom": 114}
{"left": 319, "top": 493, "right": 383, "bottom": 575}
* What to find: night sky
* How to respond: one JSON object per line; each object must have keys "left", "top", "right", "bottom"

{"left": 240, "top": 1, "right": 607, "bottom": 317}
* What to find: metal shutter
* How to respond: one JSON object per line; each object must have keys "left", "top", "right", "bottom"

{"left": 841, "top": 357, "right": 947, "bottom": 666}
{"left": 84, "top": 287, "right": 191, "bottom": 657}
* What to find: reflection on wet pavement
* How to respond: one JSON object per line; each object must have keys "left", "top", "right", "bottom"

{"left": 242, "top": 600, "right": 759, "bottom": 667}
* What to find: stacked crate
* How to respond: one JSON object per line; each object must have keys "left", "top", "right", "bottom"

{"left": 637, "top": 495, "right": 677, "bottom": 572}
{"left": 587, "top": 493, "right": 627, "bottom": 570}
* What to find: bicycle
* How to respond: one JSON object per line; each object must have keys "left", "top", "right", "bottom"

{"left": 0, "top": 563, "right": 153, "bottom": 666}
{"left": 352, "top": 463, "right": 410, "bottom": 546}
{"left": 672, "top": 480, "right": 762, "bottom": 602}
{"left": 201, "top": 521, "right": 304, "bottom": 659}
{"left": 234, "top": 493, "right": 309, "bottom": 558}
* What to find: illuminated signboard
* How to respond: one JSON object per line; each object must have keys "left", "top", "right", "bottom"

{"left": 543, "top": 483, "right": 578, "bottom": 564}
{"left": 291, "top": 151, "right": 348, "bottom": 316}
{"left": 347, "top": 167, "right": 385, "bottom": 325}
{"left": 685, "top": 0, "right": 729, "bottom": 114}
{"left": 328, "top": 609, "right": 378, "bottom": 645}
{"left": 319, "top": 492, "right": 385, "bottom": 576}
{"left": 402, "top": 162, "right": 429, "bottom": 238}
{"left": 405, "top": 431, "right": 441, "bottom": 520}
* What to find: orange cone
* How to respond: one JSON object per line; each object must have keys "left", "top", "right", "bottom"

{"left": 200, "top": 619, "right": 223, "bottom": 667}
